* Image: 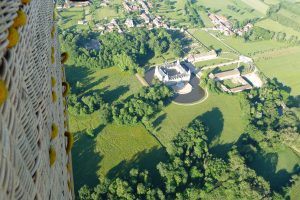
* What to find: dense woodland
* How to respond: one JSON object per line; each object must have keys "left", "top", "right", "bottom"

{"left": 60, "top": 28, "right": 184, "bottom": 73}
{"left": 78, "top": 78, "right": 300, "bottom": 199}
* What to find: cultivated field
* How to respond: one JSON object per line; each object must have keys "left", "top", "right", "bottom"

{"left": 256, "top": 19, "right": 300, "bottom": 38}
{"left": 254, "top": 46, "right": 300, "bottom": 96}
{"left": 152, "top": 93, "right": 247, "bottom": 157}
{"left": 240, "top": 0, "right": 269, "bottom": 14}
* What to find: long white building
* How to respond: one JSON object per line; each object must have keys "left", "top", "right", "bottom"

{"left": 0, "top": 0, "right": 74, "bottom": 199}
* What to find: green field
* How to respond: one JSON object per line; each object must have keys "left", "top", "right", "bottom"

{"left": 256, "top": 19, "right": 300, "bottom": 38}
{"left": 58, "top": 7, "right": 88, "bottom": 30}
{"left": 222, "top": 36, "right": 289, "bottom": 56}
{"left": 72, "top": 122, "right": 165, "bottom": 191}
{"left": 254, "top": 46, "right": 300, "bottom": 96}
{"left": 241, "top": 0, "right": 269, "bottom": 14}
{"left": 153, "top": 93, "right": 247, "bottom": 156}
{"left": 197, "top": 0, "right": 264, "bottom": 21}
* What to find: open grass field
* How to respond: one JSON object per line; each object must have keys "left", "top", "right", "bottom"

{"left": 58, "top": 7, "right": 88, "bottom": 30}
{"left": 249, "top": 147, "right": 300, "bottom": 191}
{"left": 189, "top": 29, "right": 233, "bottom": 52}
{"left": 240, "top": 0, "right": 269, "bottom": 14}
{"left": 72, "top": 122, "right": 165, "bottom": 192}
{"left": 152, "top": 93, "right": 247, "bottom": 157}
{"left": 196, "top": 0, "right": 264, "bottom": 21}
{"left": 254, "top": 46, "right": 300, "bottom": 96}
{"left": 67, "top": 66, "right": 166, "bottom": 192}
{"left": 222, "top": 37, "right": 289, "bottom": 56}
{"left": 256, "top": 19, "right": 300, "bottom": 38}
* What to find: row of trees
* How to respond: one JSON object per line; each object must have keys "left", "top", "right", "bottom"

{"left": 184, "top": 0, "right": 205, "bottom": 27}
{"left": 244, "top": 26, "right": 300, "bottom": 44}
{"left": 78, "top": 119, "right": 283, "bottom": 199}
{"left": 60, "top": 28, "right": 184, "bottom": 73}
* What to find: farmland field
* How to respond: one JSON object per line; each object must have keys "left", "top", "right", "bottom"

{"left": 254, "top": 46, "right": 300, "bottom": 96}
{"left": 240, "top": 0, "right": 269, "bottom": 14}
{"left": 256, "top": 19, "right": 300, "bottom": 38}
{"left": 153, "top": 93, "right": 247, "bottom": 157}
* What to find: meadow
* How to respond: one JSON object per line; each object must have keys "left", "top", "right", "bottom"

{"left": 256, "top": 19, "right": 300, "bottom": 38}
{"left": 240, "top": 0, "right": 269, "bottom": 14}
{"left": 152, "top": 93, "right": 248, "bottom": 157}
{"left": 254, "top": 46, "right": 300, "bottom": 96}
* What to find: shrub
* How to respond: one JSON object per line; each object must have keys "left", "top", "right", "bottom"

{"left": 51, "top": 77, "right": 56, "bottom": 87}
{"left": 64, "top": 131, "right": 74, "bottom": 154}
{"left": 13, "top": 10, "right": 27, "bottom": 28}
{"left": 52, "top": 91, "right": 57, "bottom": 102}
{"left": 0, "top": 80, "right": 8, "bottom": 106}
{"left": 7, "top": 27, "right": 19, "bottom": 48}
{"left": 51, "top": 26, "right": 55, "bottom": 38}
{"left": 49, "top": 146, "right": 56, "bottom": 167}
{"left": 51, "top": 123, "right": 58, "bottom": 140}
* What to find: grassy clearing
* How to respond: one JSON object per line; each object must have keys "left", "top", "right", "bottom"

{"left": 196, "top": 0, "right": 264, "bottom": 21}
{"left": 72, "top": 122, "right": 165, "bottom": 192}
{"left": 254, "top": 46, "right": 300, "bottom": 96}
{"left": 249, "top": 147, "right": 300, "bottom": 191}
{"left": 152, "top": 93, "right": 247, "bottom": 156}
{"left": 189, "top": 29, "right": 233, "bottom": 52}
{"left": 256, "top": 19, "right": 300, "bottom": 38}
{"left": 67, "top": 66, "right": 165, "bottom": 192}
{"left": 222, "top": 37, "right": 289, "bottom": 56}
{"left": 59, "top": 7, "right": 88, "bottom": 30}
{"left": 240, "top": 0, "right": 269, "bottom": 14}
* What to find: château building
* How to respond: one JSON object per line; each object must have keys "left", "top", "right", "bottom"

{"left": 0, "top": 0, "right": 73, "bottom": 199}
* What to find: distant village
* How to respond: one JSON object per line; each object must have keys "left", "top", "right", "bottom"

{"left": 208, "top": 13, "right": 253, "bottom": 36}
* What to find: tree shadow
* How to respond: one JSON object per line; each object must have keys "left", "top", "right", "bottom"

{"left": 106, "top": 146, "right": 168, "bottom": 187}
{"left": 82, "top": 76, "right": 109, "bottom": 92}
{"left": 65, "top": 65, "right": 93, "bottom": 87}
{"left": 193, "top": 107, "right": 224, "bottom": 145}
{"left": 152, "top": 113, "right": 167, "bottom": 130}
{"left": 237, "top": 134, "right": 300, "bottom": 192}
{"left": 102, "top": 85, "right": 130, "bottom": 103}
{"left": 72, "top": 131, "right": 103, "bottom": 193}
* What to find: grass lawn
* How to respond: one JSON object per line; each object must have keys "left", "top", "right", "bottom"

{"left": 254, "top": 46, "right": 300, "bottom": 96}
{"left": 240, "top": 0, "right": 269, "bottom": 15}
{"left": 256, "top": 19, "right": 300, "bottom": 38}
{"left": 153, "top": 93, "right": 247, "bottom": 157}
{"left": 249, "top": 147, "right": 300, "bottom": 192}
{"left": 290, "top": 178, "right": 300, "bottom": 200}
{"left": 188, "top": 29, "right": 233, "bottom": 52}
{"left": 222, "top": 37, "right": 289, "bottom": 56}
{"left": 59, "top": 7, "right": 88, "bottom": 30}
{"left": 196, "top": 0, "right": 264, "bottom": 21}
{"left": 68, "top": 66, "right": 166, "bottom": 192}
{"left": 72, "top": 122, "right": 165, "bottom": 192}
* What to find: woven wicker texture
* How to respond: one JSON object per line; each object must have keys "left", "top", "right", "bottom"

{"left": 0, "top": 0, "right": 73, "bottom": 199}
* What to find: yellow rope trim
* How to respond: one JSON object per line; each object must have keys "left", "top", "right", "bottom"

{"left": 64, "top": 131, "right": 74, "bottom": 154}
{"left": 51, "top": 124, "right": 58, "bottom": 140}
{"left": 51, "top": 76, "right": 56, "bottom": 87}
{"left": 0, "top": 80, "right": 8, "bottom": 106}
{"left": 21, "top": 0, "right": 31, "bottom": 5}
{"left": 49, "top": 146, "right": 56, "bottom": 167}
{"left": 13, "top": 10, "right": 27, "bottom": 28}
{"left": 52, "top": 91, "right": 57, "bottom": 103}
{"left": 7, "top": 27, "right": 19, "bottom": 48}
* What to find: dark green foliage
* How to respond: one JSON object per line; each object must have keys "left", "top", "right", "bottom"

{"left": 247, "top": 79, "right": 290, "bottom": 130}
{"left": 184, "top": 0, "right": 205, "bottom": 27}
{"left": 68, "top": 92, "right": 106, "bottom": 115}
{"left": 60, "top": 28, "right": 183, "bottom": 72}
{"left": 112, "top": 84, "right": 173, "bottom": 125}
{"left": 79, "top": 120, "right": 280, "bottom": 200}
